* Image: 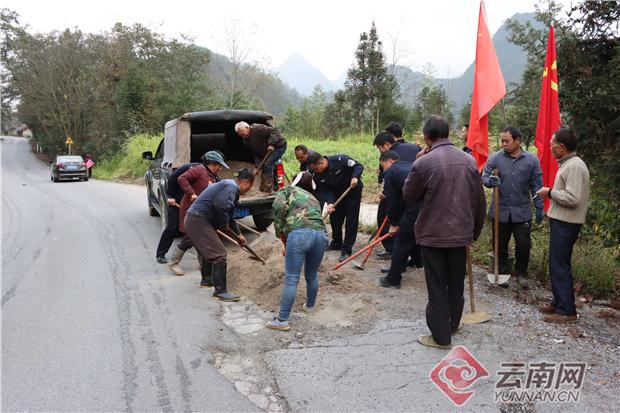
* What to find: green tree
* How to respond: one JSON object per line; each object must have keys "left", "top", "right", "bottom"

{"left": 504, "top": 0, "right": 564, "bottom": 147}
{"left": 409, "top": 86, "right": 454, "bottom": 132}
{"left": 343, "top": 22, "right": 402, "bottom": 135}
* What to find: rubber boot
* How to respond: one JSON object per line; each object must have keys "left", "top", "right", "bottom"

{"left": 200, "top": 259, "right": 213, "bottom": 288}
{"left": 167, "top": 246, "right": 186, "bottom": 276}
{"left": 212, "top": 262, "right": 240, "bottom": 302}
{"left": 260, "top": 173, "right": 273, "bottom": 194}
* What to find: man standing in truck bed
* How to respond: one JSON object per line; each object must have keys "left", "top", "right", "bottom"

{"left": 235, "top": 121, "right": 287, "bottom": 193}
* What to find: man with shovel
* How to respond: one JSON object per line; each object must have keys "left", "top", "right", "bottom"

{"left": 308, "top": 152, "right": 364, "bottom": 262}
{"left": 184, "top": 169, "right": 255, "bottom": 302}
{"left": 404, "top": 116, "right": 486, "bottom": 349}
{"left": 377, "top": 151, "right": 419, "bottom": 289}
{"left": 235, "top": 121, "right": 287, "bottom": 193}
{"left": 482, "top": 126, "right": 544, "bottom": 287}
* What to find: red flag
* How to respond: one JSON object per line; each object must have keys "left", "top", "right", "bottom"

{"left": 534, "top": 26, "right": 561, "bottom": 211}
{"left": 467, "top": 1, "right": 506, "bottom": 171}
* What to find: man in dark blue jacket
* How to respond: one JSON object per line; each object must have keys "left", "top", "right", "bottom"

{"left": 374, "top": 131, "right": 421, "bottom": 259}
{"left": 308, "top": 152, "right": 364, "bottom": 262}
{"left": 184, "top": 169, "right": 254, "bottom": 301}
{"left": 155, "top": 162, "right": 198, "bottom": 263}
{"left": 377, "top": 151, "right": 421, "bottom": 289}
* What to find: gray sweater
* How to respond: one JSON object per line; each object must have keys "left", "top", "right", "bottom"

{"left": 547, "top": 154, "right": 590, "bottom": 224}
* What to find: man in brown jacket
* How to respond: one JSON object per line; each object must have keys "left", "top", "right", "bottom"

{"left": 235, "top": 121, "right": 288, "bottom": 193}
{"left": 167, "top": 151, "right": 229, "bottom": 276}
{"left": 403, "top": 115, "right": 486, "bottom": 348}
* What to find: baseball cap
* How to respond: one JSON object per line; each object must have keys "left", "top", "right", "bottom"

{"left": 203, "top": 151, "right": 229, "bottom": 169}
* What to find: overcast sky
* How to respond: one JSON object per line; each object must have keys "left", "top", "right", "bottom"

{"left": 4, "top": 0, "right": 571, "bottom": 80}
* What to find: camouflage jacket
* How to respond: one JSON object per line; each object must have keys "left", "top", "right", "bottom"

{"left": 273, "top": 186, "right": 325, "bottom": 238}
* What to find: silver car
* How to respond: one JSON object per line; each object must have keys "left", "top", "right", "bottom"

{"left": 50, "top": 155, "right": 88, "bottom": 182}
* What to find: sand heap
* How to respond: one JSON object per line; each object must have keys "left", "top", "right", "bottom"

{"left": 226, "top": 238, "right": 374, "bottom": 314}
{"left": 218, "top": 161, "right": 266, "bottom": 200}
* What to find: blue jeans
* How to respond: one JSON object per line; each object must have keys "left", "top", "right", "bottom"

{"left": 263, "top": 144, "right": 287, "bottom": 175}
{"left": 278, "top": 228, "right": 328, "bottom": 321}
{"left": 549, "top": 218, "right": 582, "bottom": 315}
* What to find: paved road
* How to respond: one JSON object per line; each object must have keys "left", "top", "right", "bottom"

{"left": 1, "top": 137, "right": 258, "bottom": 412}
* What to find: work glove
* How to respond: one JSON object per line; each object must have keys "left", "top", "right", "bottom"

{"left": 535, "top": 208, "right": 544, "bottom": 224}
{"left": 488, "top": 175, "right": 501, "bottom": 187}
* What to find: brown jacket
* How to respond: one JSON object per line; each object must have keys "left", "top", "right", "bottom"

{"left": 403, "top": 138, "right": 486, "bottom": 248}
{"left": 177, "top": 165, "right": 219, "bottom": 232}
{"left": 243, "top": 124, "right": 287, "bottom": 158}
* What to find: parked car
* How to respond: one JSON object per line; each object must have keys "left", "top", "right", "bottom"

{"left": 50, "top": 155, "right": 88, "bottom": 182}
{"left": 141, "top": 110, "right": 285, "bottom": 230}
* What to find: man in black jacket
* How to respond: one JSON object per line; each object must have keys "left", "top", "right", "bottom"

{"left": 309, "top": 152, "right": 364, "bottom": 262}
{"left": 155, "top": 162, "right": 198, "bottom": 263}
{"left": 374, "top": 131, "right": 421, "bottom": 259}
{"left": 184, "top": 170, "right": 254, "bottom": 301}
{"left": 377, "top": 151, "right": 420, "bottom": 289}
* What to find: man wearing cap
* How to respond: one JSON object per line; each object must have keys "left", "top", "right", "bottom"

{"left": 155, "top": 161, "right": 199, "bottom": 264}
{"left": 185, "top": 169, "right": 255, "bottom": 301}
{"left": 167, "top": 151, "right": 229, "bottom": 277}
{"left": 235, "top": 121, "right": 287, "bottom": 193}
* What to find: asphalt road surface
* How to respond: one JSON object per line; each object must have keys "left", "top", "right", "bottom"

{"left": 1, "top": 136, "right": 258, "bottom": 412}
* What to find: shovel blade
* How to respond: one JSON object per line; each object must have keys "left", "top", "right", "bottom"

{"left": 352, "top": 260, "right": 365, "bottom": 270}
{"left": 461, "top": 311, "right": 491, "bottom": 324}
{"left": 487, "top": 272, "right": 511, "bottom": 285}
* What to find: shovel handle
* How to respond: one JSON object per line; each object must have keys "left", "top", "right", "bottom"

{"left": 254, "top": 149, "right": 274, "bottom": 176}
{"left": 322, "top": 185, "right": 354, "bottom": 219}
{"left": 467, "top": 245, "right": 476, "bottom": 313}
{"left": 331, "top": 233, "right": 393, "bottom": 271}
{"left": 236, "top": 220, "right": 261, "bottom": 236}
{"left": 217, "top": 229, "right": 266, "bottom": 264}
{"left": 493, "top": 168, "right": 500, "bottom": 282}
{"left": 360, "top": 215, "right": 389, "bottom": 265}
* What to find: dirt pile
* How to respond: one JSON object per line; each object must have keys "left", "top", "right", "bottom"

{"left": 219, "top": 161, "right": 265, "bottom": 199}
{"left": 226, "top": 239, "right": 375, "bottom": 317}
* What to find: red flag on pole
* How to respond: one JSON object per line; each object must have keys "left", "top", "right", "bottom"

{"left": 467, "top": 1, "right": 507, "bottom": 171}
{"left": 534, "top": 26, "right": 561, "bottom": 212}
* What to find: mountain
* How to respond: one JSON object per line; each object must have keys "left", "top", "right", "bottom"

{"left": 202, "top": 48, "right": 303, "bottom": 115}
{"left": 333, "top": 70, "right": 348, "bottom": 90}
{"left": 276, "top": 53, "right": 336, "bottom": 96}
{"left": 394, "top": 12, "right": 538, "bottom": 113}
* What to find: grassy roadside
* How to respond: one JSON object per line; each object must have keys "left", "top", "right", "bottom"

{"left": 95, "top": 133, "right": 618, "bottom": 299}
{"left": 93, "top": 134, "right": 161, "bottom": 181}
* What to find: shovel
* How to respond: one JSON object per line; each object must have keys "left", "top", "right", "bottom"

{"left": 217, "top": 229, "right": 266, "bottom": 264}
{"left": 331, "top": 233, "right": 393, "bottom": 271}
{"left": 487, "top": 169, "right": 511, "bottom": 286}
{"left": 322, "top": 185, "right": 353, "bottom": 219}
{"left": 461, "top": 245, "right": 491, "bottom": 324}
{"left": 254, "top": 149, "right": 274, "bottom": 176}
{"left": 236, "top": 220, "right": 273, "bottom": 247}
{"left": 353, "top": 215, "right": 389, "bottom": 270}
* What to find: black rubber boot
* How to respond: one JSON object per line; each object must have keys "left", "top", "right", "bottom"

{"left": 200, "top": 259, "right": 213, "bottom": 288}
{"left": 212, "top": 262, "right": 240, "bottom": 302}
